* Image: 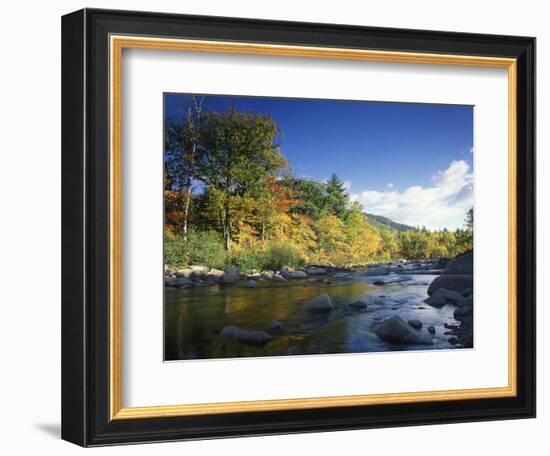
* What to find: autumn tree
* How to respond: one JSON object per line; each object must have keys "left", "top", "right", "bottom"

{"left": 164, "top": 96, "right": 204, "bottom": 240}
{"left": 194, "top": 108, "right": 288, "bottom": 250}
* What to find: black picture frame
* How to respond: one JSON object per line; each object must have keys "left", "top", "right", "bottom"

{"left": 62, "top": 8, "right": 536, "bottom": 447}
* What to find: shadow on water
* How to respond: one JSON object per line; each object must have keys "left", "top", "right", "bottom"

{"left": 164, "top": 273, "right": 458, "bottom": 361}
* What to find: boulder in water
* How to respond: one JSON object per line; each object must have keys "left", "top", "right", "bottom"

{"left": 280, "top": 268, "right": 308, "bottom": 280}
{"left": 454, "top": 306, "right": 473, "bottom": 318}
{"left": 242, "top": 280, "right": 258, "bottom": 288}
{"left": 306, "top": 293, "right": 333, "bottom": 312}
{"left": 349, "top": 298, "right": 368, "bottom": 309}
{"left": 220, "top": 326, "right": 272, "bottom": 346}
{"left": 427, "top": 274, "right": 473, "bottom": 295}
{"left": 169, "top": 277, "right": 194, "bottom": 288}
{"left": 270, "top": 320, "right": 283, "bottom": 331}
{"left": 305, "top": 267, "right": 327, "bottom": 275}
{"left": 221, "top": 270, "right": 240, "bottom": 284}
{"left": 375, "top": 315, "right": 433, "bottom": 344}
{"left": 442, "top": 252, "right": 473, "bottom": 275}
{"left": 235, "top": 330, "right": 272, "bottom": 346}
{"left": 408, "top": 319, "right": 423, "bottom": 330}
{"left": 424, "top": 290, "right": 446, "bottom": 307}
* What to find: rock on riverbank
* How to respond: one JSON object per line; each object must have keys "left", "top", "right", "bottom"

{"left": 426, "top": 251, "right": 473, "bottom": 347}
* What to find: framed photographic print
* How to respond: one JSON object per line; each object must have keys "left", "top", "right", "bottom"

{"left": 61, "top": 8, "right": 536, "bottom": 447}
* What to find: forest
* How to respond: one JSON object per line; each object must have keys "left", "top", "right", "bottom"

{"left": 164, "top": 99, "right": 473, "bottom": 272}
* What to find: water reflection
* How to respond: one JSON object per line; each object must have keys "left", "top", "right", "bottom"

{"left": 164, "top": 274, "right": 456, "bottom": 360}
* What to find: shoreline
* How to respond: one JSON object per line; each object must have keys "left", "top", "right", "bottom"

{"left": 165, "top": 252, "right": 473, "bottom": 353}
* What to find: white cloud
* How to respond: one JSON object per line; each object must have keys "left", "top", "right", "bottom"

{"left": 350, "top": 160, "right": 473, "bottom": 230}
{"left": 343, "top": 180, "right": 352, "bottom": 191}
{"left": 387, "top": 183, "right": 394, "bottom": 189}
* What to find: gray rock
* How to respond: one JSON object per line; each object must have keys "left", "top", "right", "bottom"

{"left": 424, "top": 291, "right": 446, "bottom": 307}
{"left": 427, "top": 325, "right": 436, "bottom": 334}
{"left": 242, "top": 280, "right": 258, "bottom": 288}
{"left": 270, "top": 320, "right": 283, "bottom": 331}
{"left": 165, "top": 267, "right": 176, "bottom": 276}
{"left": 305, "top": 267, "right": 327, "bottom": 276}
{"left": 437, "top": 288, "right": 465, "bottom": 305}
{"left": 364, "top": 266, "right": 390, "bottom": 276}
{"left": 220, "top": 326, "right": 272, "bottom": 346}
{"left": 220, "top": 326, "right": 241, "bottom": 337}
{"left": 234, "top": 330, "right": 272, "bottom": 346}
{"left": 438, "top": 257, "right": 450, "bottom": 268}
{"left": 427, "top": 274, "right": 473, "bottom": 295}
{"left": 408, "top": 319, "right": 423, "bottom": 330}
{"left": 225, "top": 266, "right": 240, "bottom": 274}
{"left": 373, "top": 280, "right": 385, "bottom": 286}
{"left": 273, "top": 274, "right": 287, "bottom": 282}
{"left": 175, "top": 269, "right": 192, "bottom": 278}
{"left": 169, "top": 277, "right": 194, "bottom": 288}
{"left": 462, "top": 288, "right": 473, "bottom": 297}
{"left": 443, "top": 252, "right": 473, "bottom": 275}
{"left": 455, "top": 296, "right": 473, "bottom": 308}
{"left": 375, "top": 315, "right": 433, "bottom": 344}
{"left": 306, "top": 293, "right": 333, "bottom": 312}
{"left": 247, "top": 273, "right": 262, "bottom": 280}
{"left": 349, "top": 298, "right": 368, "bottom": 309}
{"left": 221, "top": 270, "right": 240, "bottom": 284}
{"left": 454, "top": 306, "right": 473, "bottom": 318}
{"left": 448, "top": 336, "right": 459, "bottom": 345}
{"left": 205, "top": 275, "right": 218, "bottom": 285}
{"left": 208, "top": 268, "right": 224, "bottom": 278}
{"left": 261, "top": 270, "right": 275, "bottom": 280}
{"left": 280, "top": 268, "right": 308, "bottom": 280}
{"left": 190, "top": 265, "right": 208, "bottom": 277}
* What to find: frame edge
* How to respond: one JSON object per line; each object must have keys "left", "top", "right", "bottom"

{"left": 61, "top": 8, "right": 88, "bottom": 448}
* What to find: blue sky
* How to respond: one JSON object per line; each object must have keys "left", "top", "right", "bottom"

{"left": 165, "top": 93, "right": 474, "bottom": 230}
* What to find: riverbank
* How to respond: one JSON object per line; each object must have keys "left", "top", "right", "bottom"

{"left": 164, "top": 257, "right": 448, "bottom": 289}
{"left": 164, "top": 252, "right": 474, "bottom": 359}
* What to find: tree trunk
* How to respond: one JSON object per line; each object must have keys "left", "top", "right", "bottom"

{"left": 182, "top": 181, "right": 192, "bottom": 241}
{"left": 223, "top": 207, "right": 232, "bottom": 251}
{"left": 181, "top": 98, "right": 202, "bottom": 242}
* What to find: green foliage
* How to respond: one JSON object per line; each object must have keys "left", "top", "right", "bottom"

{"left": 325, "top": 173, "right": 349, "bottom": 217}
{"left": 164, "top": 230, "right": 187, "bottom": 268}
{"left": 230, "top": 241, "right": 304, "bottom": 272}
{"left": 165, "top": 229, "right": 227, "bottom": 269}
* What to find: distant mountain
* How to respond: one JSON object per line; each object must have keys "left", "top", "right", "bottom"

{"left": 365, "top": 213, "right": 415, "bottom": 232}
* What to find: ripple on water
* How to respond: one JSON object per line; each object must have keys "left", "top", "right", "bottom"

{"left": 165, "top": 272, "right": 459, "bottom": 360}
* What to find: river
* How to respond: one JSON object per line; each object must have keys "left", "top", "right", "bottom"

{"left": 164, "top": 266, "right": 461, "bottom": 361}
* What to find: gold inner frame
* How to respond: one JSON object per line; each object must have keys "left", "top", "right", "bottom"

{"left": 109, "top": 35, "right": 518, "bottom": 420}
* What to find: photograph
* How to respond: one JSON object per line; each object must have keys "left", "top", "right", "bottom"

{"left": 163, "top": 94, "right": 475, "bottom": 361}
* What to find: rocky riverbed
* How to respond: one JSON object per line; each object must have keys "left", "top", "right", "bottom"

{"left": 164, "top": 252, "right": 473, "bottom": 360}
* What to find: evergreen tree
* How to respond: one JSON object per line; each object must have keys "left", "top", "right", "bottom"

{"left": 325, "top": 173, "right": 349, "bottom": 217}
